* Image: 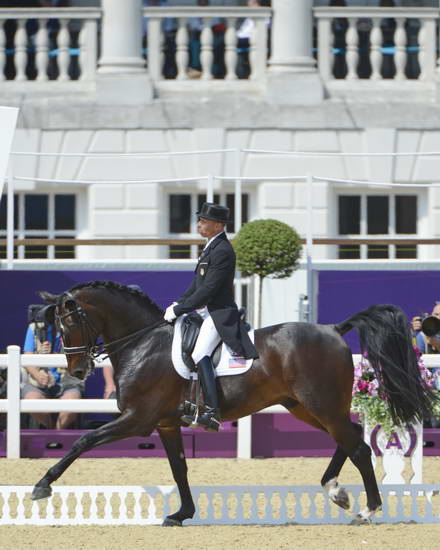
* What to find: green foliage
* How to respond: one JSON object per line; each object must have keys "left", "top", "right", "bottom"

{"left": 233, "top": 219, "right": 302, "bottom": 279}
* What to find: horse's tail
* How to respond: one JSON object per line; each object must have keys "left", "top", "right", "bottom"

{"left": 335, "top": 304, "right": 438, "bottom": 426}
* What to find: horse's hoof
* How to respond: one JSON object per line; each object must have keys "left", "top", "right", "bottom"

{"left": 162, "top": 516, "right": 183, "bottom": 527}
{"left": 333, "top": 488, "right": 350, "bottom": 510}
{"left": 31, "top": 485, "right": 52, "bottom": 501}
{"left": 350, "top": 514, "right": 371, "bottom": 526}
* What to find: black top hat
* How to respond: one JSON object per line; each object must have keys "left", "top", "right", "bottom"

{"left": 196, "top": 202, "right": 230, "bottom": 223}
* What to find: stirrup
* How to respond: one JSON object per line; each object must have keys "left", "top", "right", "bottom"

{"left": 190, "top": 410, "right": 221, "bottom": 433}
{"left": 181, "top": 400, "right": 197, "bottom": 426}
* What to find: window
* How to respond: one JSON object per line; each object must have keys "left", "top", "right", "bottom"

{"left": 0, "top": 192, "right": 77, "bottom": 259}
{"left": 338, "top": 193, "right": 418, "bottom": 260}
{"left": 168, "top": 192, "right": 249, "bottom": 259}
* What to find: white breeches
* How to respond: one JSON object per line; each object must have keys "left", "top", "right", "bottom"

{"left": 192, "top": 314, "right": 221, "bottom": 364}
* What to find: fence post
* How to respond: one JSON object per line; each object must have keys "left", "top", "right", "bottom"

{"left": 6, "top": 345, "right": 21, "bottom": 458}
{"left": 207, "top": 174, "right": 214, "bottom": 202}
{"left": 237, "top": 416, "right": 252, "bottom": 459}
{"left": 306, "top": 173, "right": 314, "bottom": 322}
{"left": 6, "top": 169, "right": 14, "bottom": 271}
{"left": 234, "top": 149, "right": 242, "bottom": 309}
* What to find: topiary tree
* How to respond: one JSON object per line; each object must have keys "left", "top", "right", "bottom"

{"left": 233, "top": 219, "right": 302, "bottom": 328}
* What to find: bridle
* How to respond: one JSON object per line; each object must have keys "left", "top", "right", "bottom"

{"left": 56, "top": 291, "right": 167, "bottom": 372}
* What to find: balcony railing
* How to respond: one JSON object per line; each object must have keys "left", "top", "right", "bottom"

{"left": 143, "top": 6, "right": 271, "bottom": 83}
{"left": 314, "top": 6, "right": 439, "bottom": 99}
{"left": 0, "top": 7, "right": 100, "bottom": 83}
{"left": 0, "top": 6, "right": 439, "bottom": 97}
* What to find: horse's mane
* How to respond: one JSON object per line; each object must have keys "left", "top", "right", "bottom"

{"left": 68, "top": 280, "right": 163, "bottom": 314}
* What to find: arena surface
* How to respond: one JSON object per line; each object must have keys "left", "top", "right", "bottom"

{"left": 0, "top": 456, "right": 439, "bottom": 549}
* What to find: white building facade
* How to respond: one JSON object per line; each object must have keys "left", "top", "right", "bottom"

{"left": 1, "top": 0, "right": 440, "bottom": 271}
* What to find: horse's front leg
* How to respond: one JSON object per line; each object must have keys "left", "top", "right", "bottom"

{"left": 32, "top": 411, "right": 147, "bottom": 500}
{"left": 157, "top": 423, "right": 195, "bottom": 526}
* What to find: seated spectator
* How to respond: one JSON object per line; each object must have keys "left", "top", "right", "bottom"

{"left": 187, "top": 0, "right": 209, "bottom": 79}
{"left": 414, "top": 302, "right": 440, "bottom": 428}
{"left": 22, "top": 302, "right": 84, "bottom": 429}
{"left": 415, "top": 303, "right": 440, "bottom": 356}
{"left": 143, "top": 0, "right": 178, "bottom": 79}
{"left": 236, "top": 0, "right": 270, "bottom": 80}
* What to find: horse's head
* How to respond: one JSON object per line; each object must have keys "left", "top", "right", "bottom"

{"left": 39, "top": 288, "right": 101, "bottom": 381}
{"left": 39, "top": 281, "right": 165, "bottom": 381}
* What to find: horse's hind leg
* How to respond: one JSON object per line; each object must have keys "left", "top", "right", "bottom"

{"left": 321, "top": 422, "right": 363, "bottom": 511}
{"left": 32, "top": 411, "right": 146, "bottom": 500}
{"left": 157, "top": 424, "right": 195, "bottom": 527}
{"left": 287, "top": 404, "right": 352, "bottom": 511}
{"left": 327, "top": 417, "right": 381, "bottom": 524}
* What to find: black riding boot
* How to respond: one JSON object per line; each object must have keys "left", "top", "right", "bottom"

{"left": 190, "top": 356, "right": 220, "bottom": 432}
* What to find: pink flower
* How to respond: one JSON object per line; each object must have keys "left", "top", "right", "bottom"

{"left": 357, "top": 380, "right": 369, "bottom": 392}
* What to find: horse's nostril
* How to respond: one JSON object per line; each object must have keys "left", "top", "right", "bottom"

{"left": 73, "top": 369, "right": 84, "bottom": 380}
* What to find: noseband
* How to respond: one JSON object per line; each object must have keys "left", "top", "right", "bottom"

{"left": 57, "top": 291, "right": 166, "bottom": 373}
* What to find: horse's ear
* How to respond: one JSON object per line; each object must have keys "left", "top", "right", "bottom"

{"left": 37, "top": 290, "right": 58, "bottom": 304}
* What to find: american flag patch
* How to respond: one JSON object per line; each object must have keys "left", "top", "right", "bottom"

{"left": 229, "top": 357, "right": 246, "bottom": 369}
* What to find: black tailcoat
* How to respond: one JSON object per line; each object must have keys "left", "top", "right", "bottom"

{"left": 173, "top": 232, "right": 258, "bottom": 360}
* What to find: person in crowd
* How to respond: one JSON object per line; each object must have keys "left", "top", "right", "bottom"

{"left": 143, "top": 0, "right": 177, "bottom": 79}
{"left": 22, "top": 302, "right": 84, "bottom": 429}
{"left": 163, "top": 202, "right": 258, "bottom": 432}
{"left": 414, "top": 302, "right": 440, "bottom": 355}
{"left": 236, "top": 0, "right": 270, "bottom": 79}
{"left": 187, "top": 0, "right": 209, "bottom": 79}
{"left": 413, "top": 302, "right": 440, "bottom": 428}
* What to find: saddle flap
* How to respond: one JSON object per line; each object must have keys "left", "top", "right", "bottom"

{"left": 181, "top": 312, "right": 203, "bottom": 371}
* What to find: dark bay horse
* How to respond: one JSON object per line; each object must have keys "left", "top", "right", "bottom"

{"left": 31, "top": 281, "right": 437, "bottom": 525}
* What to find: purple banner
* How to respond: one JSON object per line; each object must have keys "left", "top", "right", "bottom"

{"left": 318, "top": 270, "right": 440, "bottom": 352}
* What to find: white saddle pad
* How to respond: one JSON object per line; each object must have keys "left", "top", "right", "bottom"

{"left": 171, "top": 315, "right": 255, "bottom": 380}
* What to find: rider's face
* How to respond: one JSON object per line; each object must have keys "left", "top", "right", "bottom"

{"left": 197, "top": 217, "right": 224, "bottom": 239}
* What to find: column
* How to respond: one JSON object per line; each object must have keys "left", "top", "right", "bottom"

{"left": 97, "top": 0, "right": 153, "bottom": 104}
{"left": 98, "top": 0, "right": 145, "bottom": 73}
{"left": 269, "top": 0, "right": 315, "bottom": 73}
{"left": 267, "top": 0, "right": 323, "bottom": 104}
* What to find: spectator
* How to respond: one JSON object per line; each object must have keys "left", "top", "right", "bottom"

{"left": 143, "top": 0, "right": 177, "bottom": 79}
{"left": 415, "top": 303, "right": 440, "bottom": 356}
{"left": 414, "top": 302, "right": 440, "bottom": 428}
{"left": 187, "top": 0, "right": 209, "bottom": 79}
{"left": 22, "top": 302, "right": 84, "bottom": 429}
{"left": 236, "top": 0, "right": 270, "bottom": 80}
{"left": 103, "top": 365, "right": 116, "bottom": 399}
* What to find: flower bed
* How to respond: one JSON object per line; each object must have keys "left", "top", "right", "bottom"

{"left": 351, "top": 349, "right": 440, "bottom": 435}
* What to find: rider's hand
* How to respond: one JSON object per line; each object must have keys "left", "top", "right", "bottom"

{"left": 164, "top": 305, "right": 177, "bottom": 323}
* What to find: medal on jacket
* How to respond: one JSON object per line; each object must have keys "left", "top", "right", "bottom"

{"left": 200, "top": 267, "right": 205, "bottom": 276}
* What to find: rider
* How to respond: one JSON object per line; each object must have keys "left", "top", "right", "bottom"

{"left": 164, "top": 201, "right": 258, "bottom": 432}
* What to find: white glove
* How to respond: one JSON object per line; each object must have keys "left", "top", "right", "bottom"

{"left": 164, "top": 305, "right": 177, "bottom": 323}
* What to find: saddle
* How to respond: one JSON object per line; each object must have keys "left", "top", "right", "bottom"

{"left": 180, "top": 308, "right": 249, "bottom": 372}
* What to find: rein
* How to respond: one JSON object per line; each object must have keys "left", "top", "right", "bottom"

{"left": 57, "top": 291, "right": 167, "bottom": 365}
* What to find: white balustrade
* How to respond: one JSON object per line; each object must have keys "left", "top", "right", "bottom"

{"left": 0, "top": 7, "right": 100, "bottom": 82}
{"left": 35, "top": 19, "right": 49, "bottom": 82}
{"left": 200, "top": 20, "right": 213, "bottom": 80}
{"left": 315, "top": 6, "right": 439, "bottom": 85}
{"left": 369, "top": 18, "right": 382, "bottom": 81}
{"left": 142, "top": 6, "right": 271, "bottom": 82}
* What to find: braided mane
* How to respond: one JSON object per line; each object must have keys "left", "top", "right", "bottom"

{"left": 68, "top": 280, "right": 163, "bottom": 314}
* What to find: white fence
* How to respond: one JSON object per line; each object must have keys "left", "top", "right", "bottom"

{"left": 0, "top": 345, "right": 439, "bottom": 460}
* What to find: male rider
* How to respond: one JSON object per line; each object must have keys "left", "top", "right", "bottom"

{"left": 164, "top": 202, "right": 258, "bottom": 432}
